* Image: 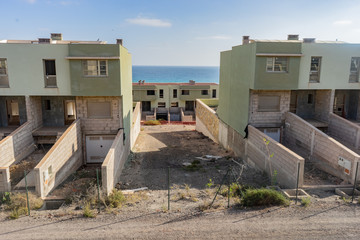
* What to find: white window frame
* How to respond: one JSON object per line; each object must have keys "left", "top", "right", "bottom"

{"left": 266, "top": 57, "right": 288, "bottom": 72}
{"left": 82, "top": 60, "right": 108, "bottom": 77}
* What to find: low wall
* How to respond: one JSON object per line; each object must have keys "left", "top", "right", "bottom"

{"left": 0, "top": 167, "right": 10, "bottom": 192}
{"left": 34, "top": 119, "right": 83, "bottom": 197}
{"left": 328, "top": 113, "right": 360, "bottom": 150}
{"left": 247, "top": 126, "right": 304, "bottom": 188}
{"left": 102, "top": 129, "right": 130, "bottom": 195}
{"left": 283, "top": 112, "right": 360, "bottom": 184}
{"left": 195, "top": 99, "right": 219, "bottom": 141}
{"left": 181, "top": 108, "right": 194, "bottom": 122}
{"left": 131, "top": 102, "right": 141, "bottom": 149}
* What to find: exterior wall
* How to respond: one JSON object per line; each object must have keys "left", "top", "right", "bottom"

{"left": 0, "top": 43, "right": 71, "bottom": 95}
{"left": 247, "top": 126, "right": 304, "bottom": 188}
{"left": 131, "top": 102, "right": 141, "bottom": 149}
{"left": 76, "top": 96, "right": 122, "bottom": 134}
{"left": 314, "top": 90, "right": 333, "bottom": 122}
{"left": 69, "top": 44, "right": 121, "bottom": 96}
{"left": 41, "top": 96, "right": 75, "bottom": 127}
{"left": 34, "top": 119, "right": 82, "bottom": 197}
{"left": 101, "top": 129, "right": 130, "bottom": 195}
{"left": 249, "top": 90, "right": 290, "bottom": 127}
{"left": 254, "top": 42, "right": 301, "bottom": 90}
{"left": 0, "top": 122, "right": 35, "bottom": 167}
{"left": 195, "top": 99, "right": 219, "bottom": 142}
{"left": 0, "top": 96, "right": 27, "bottom": 127}
{"left": 328, "top": 113, "right": 360, "bottom": 150}
{"left": 25, "top": 96, "right": 43, "bottom": 130}
{"left": 283, "top": 112, "right": 360, "bottom": 184}
{"left": 298, "top": 43, "right": 360, "bottom": 90}
{"left": 0, "top": 167, "right": 11, "bottom": 192}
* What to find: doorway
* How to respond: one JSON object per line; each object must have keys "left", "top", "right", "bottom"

{"left": 6, "top": 100, "right": 20, "bottom": 126}
{"left": 185, "top": 101, "right": 195, "bottom": 111}
{"left": 64, "top": 100, "right": 76, "bottom": 125}
{"left": 86, "top": 135, "right": 116, "bottom": 163}
{"left": 142, "top": 101, "right": 151, "bottom": 111}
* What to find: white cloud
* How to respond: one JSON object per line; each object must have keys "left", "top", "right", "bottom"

{"left": 333, "top": 20, "right": 352, "bottom": 26}
{"left": 126, "top": 17, "right": 171, "bottom": 27}
{"left": 196, "top": 35, "right": 231, "bottom": 40}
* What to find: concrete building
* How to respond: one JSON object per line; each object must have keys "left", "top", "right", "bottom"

{"left": 0, "top": 34, "right": 136, "bottom": 197}
{"left": 133, "top": 81, "right": 218, "bottom": 122}
{"left": 196, "top": 35, "right": 360, "bottom": 188}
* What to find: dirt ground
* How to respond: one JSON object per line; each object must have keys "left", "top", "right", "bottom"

{"left": 2, "top": 125, "right": 360, "bottom": 239}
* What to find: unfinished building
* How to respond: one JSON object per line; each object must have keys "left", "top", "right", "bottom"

{"left": 197, "top": 35, "right": 360, "bottom": 188}
{"left": 0, "top": 34, "right": 137, "bottom": 197}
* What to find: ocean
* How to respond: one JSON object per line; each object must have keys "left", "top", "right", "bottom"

{"left": 132, "top": 66, "right": 219, "bottom": 83}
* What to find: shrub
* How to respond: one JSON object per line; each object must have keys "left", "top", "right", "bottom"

{"left": 5, "top": 192, "right": 43, "bottom": 211}
{"left": 301, "top": 197, "right": 311, "bottom": 207}
{"left": 144, "top": 120, "right": 161, "bottom": 125}
{"left": 83, "top": 203, "right": 96, "bottom": 218}
{"left": 241, "top": 188, "right": 289, "bottom": 207}
{"left": 105, "top": 189, "right": 126, "bottom": 208}
{"left": 184, "top": 160, "right": 202, "bottom": 171}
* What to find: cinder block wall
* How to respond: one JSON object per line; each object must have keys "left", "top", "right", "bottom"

{"left": 283, "top": 112, "right": 360, "bottom": 184}
{"left": 195, "top": 99, "right": 219, "bottom": 142}
{"left": 102, "top": 129, "right": 130, "bottom": 195}
{"left": 247, "top": 126, "right": 304, "bottom": 188}
{"left": 249, "top": 90, "right": 290, "bottom": 127}
{"left": 314, "top": 90, "right": 333, "bottom": 122}
{"left": 0, "top": 167, "right": 11, "bottom": 192}
{"left": 76, "top": 96, "right": 122, "bottom": 134}
{"left": 328, "top": 113, "right": 360, "bottom": 150}
{"left": 34, "top": 119, "right": 82, "bottom": 197}
{"left": 131, "top": 102, "right": 141, "bottom": 149}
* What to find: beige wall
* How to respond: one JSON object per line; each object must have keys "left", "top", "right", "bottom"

{"left": 195, "top": 99, "right": 219, "bottom": 142}
{"left": 25, "top": 96, "right": 43, "bottom": 130}
{"left": 101, "top": 129, "right": 130, "bottom": 195}
{"left": 0, "top": 167, "right": 10, "bottom": 192}
{"left": 328, "top": 113, "right": 360, "bottom": 150}
{"left": 34, "top": 119, "right": 82, "bottom": 197}
{"left": 249, "top": 90, "right": 290, "bottom": 127}
{"left": 247, "top": 126, "right": 304, "bottom": 188}
{"left": 131, "top": 102, "right": 141, "bottom": 149}
{"left": 283, "top": 112, "right": 360, "bottom": 183}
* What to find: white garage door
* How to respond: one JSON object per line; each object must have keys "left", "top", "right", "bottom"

{"left": 86, "top": 135, "right": 116, "bottom": 163}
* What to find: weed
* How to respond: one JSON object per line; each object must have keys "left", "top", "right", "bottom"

{"left": 140, "top": 127, "right": 145, "bottom": 131}
{"left": 161, "top": 205, "right": 168, "bottom": 212}
{"left": 206, "top": 179, "right": 214, "bottom": 188}
{"left": 301, "top": 197, "right": 311, "bottom": 207}
{"left": 9, "top": 207, "right": 27, "bottom": 220}
{"left": 105, "top": 189, "right": 126, "bottom": 208}
{"left": 184, "top": 184, "right": 190, "bottom": 192}
{"left": 4, "top": 192, "right": 43, "bottom": 213}
{"left": 83, "top": 203, "right": 96, "bottom": 218}
{"left": 1, "top": 192, "right": 11, "bottom": 205}
{"left": 241, "top": 188, "right": 289, "bottom": 207}
{"left": 198, "top": 200, "right": 210, "bottom": 211}
{"left": 184, "top": 160, "right": 202, "bottom": 171}
{"left": 144, "top": 120, "right": 161, "bottom": 125}
{"left": 271, "top": 170, "right": 278, "bottom": 186}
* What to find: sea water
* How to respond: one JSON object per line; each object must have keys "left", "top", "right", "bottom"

{"left": 132, "top": 66, "right": 219, "bottom": 83}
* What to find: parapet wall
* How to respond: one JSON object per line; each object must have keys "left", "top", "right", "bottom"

{"left": 131, "top": 102, "right": 141, "bottom": 149}
{"left": 328, "top": 113, "right": 360, "bottom": 150}
{"left": 283, "top": 112, "right": 360, "bottom": 183}
{"left": 102, "top": 129, "right": 130, "bottom": 195}
{"left": 195, "top": 99, "right": 219, "bottom": 142}
{"left": 34, "top": 119, "right": 83, "bottom": 197}
{"left": 247, "top": 126, "right": 304, "bottom": 188}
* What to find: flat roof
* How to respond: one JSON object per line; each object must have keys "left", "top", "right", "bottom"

{"left": 132, "top": 82, "right": 218, "bottom": 86}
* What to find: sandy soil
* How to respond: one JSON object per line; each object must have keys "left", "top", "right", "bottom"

{"left": 1, "top": 125, "right": 360, "bottom": 239}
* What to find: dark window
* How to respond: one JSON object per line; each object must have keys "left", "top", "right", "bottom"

{"left": 159, "top": 89, "right": 164, "bottom": 98}
{"left": 350, "top": 57, "right": 360, "bottom": 82}
{"left": 182, "top": 90, "right": 190, "bottom": 95}
{"left": 201, "top": 90, "right": 208, "bottom": 95}
{"left": 171, "top": 102, "right": 178, "bottom": 107}
{"left": 308, "top": 94, "right": 313, "bottom": 104}
{"left": 212, "top": 89, "right": 216, "bottom": 98}
{"left": 309, "top": 57, "right": 321, "bottom": 82}
{"left": 258, "top": 96, "right": 280, "bottom": 112}
{"left": 45, "top": 100, "right": 51, "bottom": 110}
{"left": 173, "top": 89, "right": 177, "bottom": 98}
{"left": 44, "top": 60, "right": 57, "bottom": 87}
{"left": 147, "top": 90, "right": 155, "bottom": 95}
{"left": 158, "top": 102, "right": 166, "bottom": 108}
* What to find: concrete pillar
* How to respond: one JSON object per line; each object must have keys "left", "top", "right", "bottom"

{"left": 356, "top": 129, "right": 360, "bottom": 149}
{"left": 310, "top": 130, "right": 315, "bottom": 156}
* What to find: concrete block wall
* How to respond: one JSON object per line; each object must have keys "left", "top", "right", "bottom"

{"left": 131, "top": 102, "right": 141, "bottom": 149}
{"left": 283, "top": 112, "right": 360, "bottom": 184}
{"left": 314, "top": 90, "right": 334, "bottom": 122}
{"left": 25, "top": 96, "right": 42, "bottom": 130}
{"left": 76, "top": 96, "right": 121, "bottom": 134}
{"left": 328, "top": 113, "right": 360, "bottom": 150}
{"left": 195, "top": 99, "right": 219, "bottom": 142}
{"left": 0, "top": 167, "right": 11, "bottom": 192}
{"left": 249, "top": 90, "right": 290, "bottom": 127}
{"left": 181, "top": 108, "right": 194, "bottom": 122}
{"left": 102, "top": 129, "right": 130, "bottom": 195}
{"left": 247, "top": 126, "right": 304, "bottom": 188}
{"left": 34, "top": 119, "right": 82, "bottom": 197}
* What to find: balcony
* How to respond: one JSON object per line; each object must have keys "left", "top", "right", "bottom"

{"left": 45, "top": 75, "right": 57, "bottom": 88}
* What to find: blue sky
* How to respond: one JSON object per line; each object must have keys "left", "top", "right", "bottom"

{"left": 1, "top": 0, "right": 360, "bottom": 66}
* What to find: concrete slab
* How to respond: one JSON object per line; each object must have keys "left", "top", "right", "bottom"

{"left": 32, "top": 126, "right": 68, "bottom": 136}
{"left": 335, "top": 188, "right": 360, "bottom": 198}
{"left": 282, "top": 189, "right": 310, "bottom": 199}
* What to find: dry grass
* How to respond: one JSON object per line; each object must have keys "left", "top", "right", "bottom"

{"left": 4, "top": 192, "right": 44, "bottom": 219}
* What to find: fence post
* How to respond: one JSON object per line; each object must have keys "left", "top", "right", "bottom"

{"left": 210, "top": 168, "right": 230, "bottom": 208}
{"left": 228, "top": 166, "right": 231, "bottom": 208}
{"left": 96, "top": 168, "right": 101, "bottom": 213}
{"left": 168, "top": 167, "right": 170, "bottom": 211}
{"left": 352, "top": 162, "right": 359, "bottom": 203}
{"left": 24, "top": 170, "right": 30, "bottom": 216}
{"left": 295, "top": 162, "right": 300, "bottom": 204}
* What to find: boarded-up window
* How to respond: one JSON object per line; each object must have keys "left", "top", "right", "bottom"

{"left": 87, "top": 102, "right": 111, "bottom": 118}
{"left": 258, "top": 96, "right": 280, "bottom": 112}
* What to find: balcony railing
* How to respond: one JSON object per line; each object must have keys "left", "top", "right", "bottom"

{"left": 45, "top": 75, "right": 57, "bottom": 87}
{"left": 349, "top": 72, "right": 359, "bottom": 83}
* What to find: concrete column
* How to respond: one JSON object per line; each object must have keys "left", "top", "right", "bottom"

{"left": 356, "top": 129, "right": 360, "bottom": 149}
{"left": 329, "top": 90, "right": 336, "bottom": 116}
{"left": 310, "top": 130, "right": 315, "bottom": 156}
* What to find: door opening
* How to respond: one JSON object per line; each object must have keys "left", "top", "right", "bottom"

{"left": 6, "top": 100, "right": 20, "bottom": 126}
{"left": 64, "top": 100, "right": 76, "bottom": 125}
